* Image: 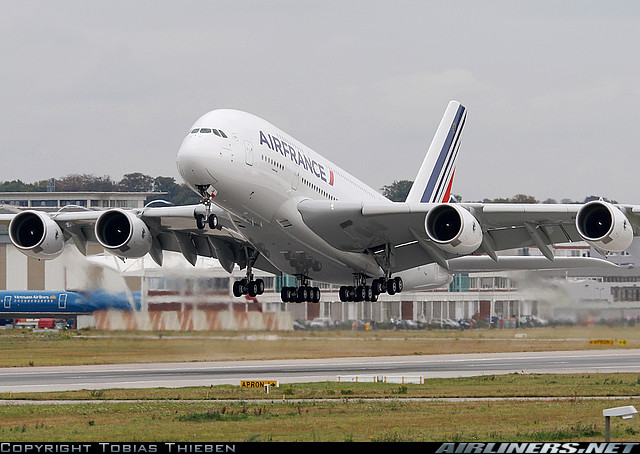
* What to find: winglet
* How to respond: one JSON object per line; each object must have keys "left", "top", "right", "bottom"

{"left": 405, "top": 100, "right": 467, "bottom": 204}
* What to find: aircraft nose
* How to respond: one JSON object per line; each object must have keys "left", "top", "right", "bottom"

{"left": 176, "top": 138, "right": 217, "bottom": 186}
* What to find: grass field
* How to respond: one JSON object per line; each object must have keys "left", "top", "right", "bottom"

{"left": 0, "top": 326, "right": 639, "bottom": 441}
{"left": 0, "top": 325, "right": 637, "bottom": 367}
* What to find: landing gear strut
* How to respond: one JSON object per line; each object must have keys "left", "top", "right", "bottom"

{"left": 232, "top": 248, "right": 265, "bottom": 298}
{"left": 280, "top": 275, "right": 321, "bottom": 303}
{"left": 339, "top": 243, "right": 404, "bottom": 302}
{"left": 194, "top": 184, "right": 221, "bottom": 230}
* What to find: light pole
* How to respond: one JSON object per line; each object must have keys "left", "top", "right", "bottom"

{"left": 603, "top": 405, "right": 638, "bottom": 441}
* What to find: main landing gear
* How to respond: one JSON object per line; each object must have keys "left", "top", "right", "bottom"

{"left": 339, "top": 275, "right": 403, "bottom": 302}
{"left": 281, "top": 276, "right": 321, "bottom": 303}
{"left": 233, "top": 277, "right": 265, "bottom": 298}
{"left": 232, "top": 248, "right": 265, "bottom": 298}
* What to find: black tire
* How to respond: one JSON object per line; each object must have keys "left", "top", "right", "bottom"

{"left": 387, "top": 279, "right": 397, "bottom": 295}
{"left": 248, "top": 281, "right": 258, "bottom": 297}
{"left": 255, "top": 279, "right": 265, "bottom": 295}
{"left": 355, "top": 286, "right": 365, "bottom": 302}
{"left": 394, "top": 276, "right": 404, "bottom": 293}
{"left": 365, "top": 286, "right": 373, "bottom": 302}
{"left": 195, "top": 214, "right": 206, "bottom": 230}
{"left": 232, "top": 281, "right": 243, "bottom": 297}
{"left": 339, "top": 286, "right": 348, "bottom": 302}
{"left": 281, "top": 286, "right": 290, "bottom": 303}
{"left": 312, "top": 287, "right": 321, "bottom": 303}
{"left": 371, "top": 279, "right": 380, "bottom": 296}
{"left": 207, "top": 213, "right": 218, "bottom": 229}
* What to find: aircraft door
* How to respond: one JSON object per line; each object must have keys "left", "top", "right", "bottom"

{"left": 244, "top": 140, "right": 254, "bottom": 166}
{"left": 292, "top": 168, "right": 299, "bottom": 190}
{"left": 58, "top": 293, "right": 67, "bottom": 309}
{"left": 3, "top": 296, "right": 10, "bottom": 309}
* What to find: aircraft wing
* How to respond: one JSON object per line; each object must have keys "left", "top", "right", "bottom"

{"left": 0, "top": 204, "right": 280, "bottom": 275}
{"left": 297, "top": 200, "right": 638, "bottom": 273}
{"left": 445, "top": 256, "right": 621, "bottom": 272}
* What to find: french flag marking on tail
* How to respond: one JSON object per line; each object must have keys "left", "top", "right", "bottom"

{"left": 404, "top": 101, "right": 467, "bottom": 205}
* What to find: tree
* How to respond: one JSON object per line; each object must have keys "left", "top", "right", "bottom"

{"left": 117, "top": 172, "right": 154, "bottom": 192}
{"left": 0, "top": 179, "right": 39, "bottom": 192}
{"left": 510, "top": 194, "right": 538, "bottom": 204}
{"left": 380, "top": 180, "right": 413, "bottom": 202}
{"left": 55, "top": 174, "right": 115, "bottom": 192}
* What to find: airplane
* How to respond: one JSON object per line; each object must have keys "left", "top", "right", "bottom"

{"left": 0, "top": 101, "right": 630, "bottom": 304}
{"left": 0, "top": 290, "right": 140, "bottom": 315}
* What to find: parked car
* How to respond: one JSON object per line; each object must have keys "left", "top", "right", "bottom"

{"left": 309, "top": 317, "right": 334, "bottom": 330}
{"left": 393, "top": 320, "right": 419, "bottom": 330}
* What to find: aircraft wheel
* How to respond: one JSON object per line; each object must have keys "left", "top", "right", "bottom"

{"left": 233, "top": 281, "right": 243, "bottom": 297}
{"left": 195, "top": 214, "right": 206, "bottom": 230}
{"left": 339, "top": 286, "right": 348, "bottom": 302}
{"left": 311, "top": 287, "right": 321, "bottom": 303}
{"left": 248, "top": 281, "right": 258, "bottom": 297}
{"left": 387, "top": 278, "right": 397, "bottom": 295}
{"left": 207, "top": 213, "right": 218, "bottom": 229}
{"left": 255, "top": 279, "right": 265, "bottom": 295}
{"left": 394, "top": 276, "right": 403, "bottom": 293}
{"left": 371, "top": 279, "right": 381, "bottom": 295}
{"left": 281, "top": 286, "right": 290, "bottom": 303}
{"left": 365, "top": 285, "right": 373, "bottom": 302}
{"left": 355, "top": 285, "right": 365, "bottom": 302}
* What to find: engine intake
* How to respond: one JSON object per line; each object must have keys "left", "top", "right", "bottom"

{"left": 95, "top": 209, "right": 152, "bottom": 258}
{"left": 8, "top": 210, "right": 64, "bottom": 259}
{"left": 576, "top": 201, "right": 632, "bottom": 252}
{"left": 425, "top": 204, "right": 483, "bottom": 254}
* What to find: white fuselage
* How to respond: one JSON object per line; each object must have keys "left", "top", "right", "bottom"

{"left": 176, "top": 109, "right": 451, "bottom": 289}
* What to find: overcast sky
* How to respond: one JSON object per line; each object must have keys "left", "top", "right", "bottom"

{"left": 2, "top": 1, "right": 640, "bottom": 203}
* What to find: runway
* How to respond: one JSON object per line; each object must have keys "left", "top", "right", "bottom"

{"left": 1, "top": 349, "right": 640, "bottom": 393}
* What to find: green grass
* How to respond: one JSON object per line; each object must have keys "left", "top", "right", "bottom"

{"left": 0, "top": 395, "right": 636, "bottom": 442}
{"left": 0, "top": 326, "right": 637, "bottom": 367}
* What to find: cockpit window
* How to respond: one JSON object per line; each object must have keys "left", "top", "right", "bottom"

{"left": 190, "top": 127, "right": 228, "bottom": 137}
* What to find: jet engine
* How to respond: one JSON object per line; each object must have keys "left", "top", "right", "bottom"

{"left": 8, "top": 210, "right": 65, "bottom": 259}
{"left": 575, "top": 201, "right": 633, "bottom": 252}
{"left": 95, "top": 209, "right": 152, "bottom": 258}
{"left": 425, "top": 204, "right": 483, "bottom": 254}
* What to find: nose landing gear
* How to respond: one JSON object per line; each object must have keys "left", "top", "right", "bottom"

{"left": 194, "top": 184, "right": 221, "bottom": 230}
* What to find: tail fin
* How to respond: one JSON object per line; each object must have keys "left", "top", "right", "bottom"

{"left": 405, "top": 100, "right": 467, "bottom": 204}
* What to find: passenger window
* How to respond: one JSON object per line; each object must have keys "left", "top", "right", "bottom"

{"left": 200, "top": 128, "right": 212, "bottom": 133}
{"left": 212, "top": 129, "right": 221, "bottom": 137}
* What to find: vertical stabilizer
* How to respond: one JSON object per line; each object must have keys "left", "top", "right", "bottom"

{"left": 405, "top": 100, "right": 467, "bottom": 204}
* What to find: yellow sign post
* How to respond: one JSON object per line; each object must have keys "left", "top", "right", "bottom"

{"left": 589, "top": 339, "right": 628, "bottom": 346}
{"left": 240, "top": 380, "right": 279, "bottom": 388}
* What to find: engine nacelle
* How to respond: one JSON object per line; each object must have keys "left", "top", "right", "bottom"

{"left": 425, "top": 204, "right": 483, "bottom": 255}
{"left": 576, "top": 201, "right": 633, "bottom": 252}
{"left": 8, "top": 210, "right": 65, "bottom": 259}
{"left": 95, "top": 209, "right": 152, "bottom": 258}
